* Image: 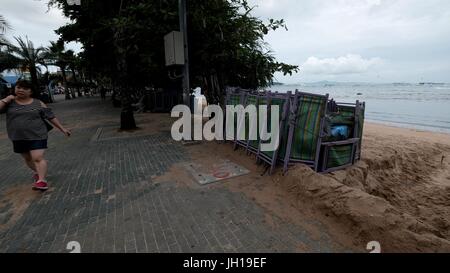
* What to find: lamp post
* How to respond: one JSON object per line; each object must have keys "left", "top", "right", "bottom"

{"left": 179, "top": 0, "right": 190, "bottom": 107}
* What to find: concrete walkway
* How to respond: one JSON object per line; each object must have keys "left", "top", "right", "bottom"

{"left": 0, "top": 95, "right": 344, "bottom": 253}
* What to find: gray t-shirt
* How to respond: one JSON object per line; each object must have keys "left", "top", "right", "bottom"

{"left": 1, "top": 99, "right": 55, "bottom": 141}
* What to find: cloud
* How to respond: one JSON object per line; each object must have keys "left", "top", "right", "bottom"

{"left": 1, "top": 0, "right": 80, "bottom": 52}
{"left": 2, "top": 0, "right": 450, "bottom": 82}
{"left": 302, "top": 54, "right": 382, "bottom": 75}
{"left": 249, "top": 0, "right": 450, "bottom": 82}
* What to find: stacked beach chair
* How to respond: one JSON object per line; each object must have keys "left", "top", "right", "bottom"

{"left": 223, "top": 87, "right": 365, "bottom": 174}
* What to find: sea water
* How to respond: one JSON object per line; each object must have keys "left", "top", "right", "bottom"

{"left": 267, "top": 82, "right": 450, "bottom": 134}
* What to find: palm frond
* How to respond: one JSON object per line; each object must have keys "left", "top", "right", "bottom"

{"left": 0, "top": 36, "right": 9, "bottom": 47}
{"left": 0, "top": 15, "right": 11, "bottom": 33}
{"left": 2, "top": 36, "right": 51, "bottom": 74}
{"left": 0, "top": 50, "right": 21, "bottom": 71}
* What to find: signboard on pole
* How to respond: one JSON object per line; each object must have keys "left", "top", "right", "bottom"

{"left": 164, "top": 31, "right": 185, "bottom": 66}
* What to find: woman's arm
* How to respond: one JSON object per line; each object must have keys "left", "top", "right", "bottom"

{"left": 40, "top": 101, "right": 72, "bottom": 137}
{"left": 48, "top": 117, "right": 71, "bottom": 136}
{"left": 0, "top": 100, "right": 6, "bottom": 112}
{"left": 0, "top": 95, "right": 15, "bottom": 112}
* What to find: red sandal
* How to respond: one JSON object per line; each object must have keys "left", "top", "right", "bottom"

{"left": 32, "top": 180, "right": 48, "bottom": 191}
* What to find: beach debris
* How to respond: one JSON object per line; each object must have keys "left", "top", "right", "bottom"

{"left": 183, "top": 160, "right": 250, "bottom": 185}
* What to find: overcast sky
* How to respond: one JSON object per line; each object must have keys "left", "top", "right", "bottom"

{"left": 1, "top": 0, "right": 450, "bottom": 83}
{"left": 250, "top": 0, "right": 450, "bottom": 83}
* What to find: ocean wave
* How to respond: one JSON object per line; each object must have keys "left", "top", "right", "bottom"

{"left": 367, "top": 118, "right": 450, "bottom": 132}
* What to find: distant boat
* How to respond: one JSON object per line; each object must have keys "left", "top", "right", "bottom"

{"left": 272, "top": 82, "right": 284, "bottom": 86}
{"left": 419, "top": 82, "right": 445, "bottom": 86}
{"left": 392, "top": 83, "right": 411, "bottom": 86}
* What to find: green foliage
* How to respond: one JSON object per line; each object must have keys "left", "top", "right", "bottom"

{"left": 2, "top": 37, "right": 47, "bottom": 91}
{"left": 49, "top": 0, "right": 299, "bottom": 103}
{"left": 0, "top": 14, "right": 11, "bottom": 35}
{"left": 0, "top": 15, "right": 11, "bottom": 53}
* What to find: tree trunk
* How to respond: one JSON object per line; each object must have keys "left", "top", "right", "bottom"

{"left": 29, "top": 65, "right": 40, "bottom": 97}
{"left": 114, "top": 5, "right": 137, "bottom": 131}
{"left": 120, "top": 88, "right": 137, "bottom": 130}
{"left": 61, "top": 68, "right": 71, "bottom": 100}
{"left": 72, "top": 68, "right": 82, "bottom": 97}
{"left": 202, "top": 74, "right": 221, "bottom": 105}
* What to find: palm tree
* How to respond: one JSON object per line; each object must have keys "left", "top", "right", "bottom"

{"left": 0, "top": 15, "right": 10, "bottom": 44}
{"left": 0, "top": 15, "right": 9, "bottom": 33}
{"left": 0, "top": 15, "right": 16, "bottom": 72}
{"left": 1, "top": 15, "right": 11, "bottom": 53}
{"left": 4, "top": 37, "right": 47, "bottom": 93}
{"left": 65, "top": 50, "right": 83, "bottom": 97}
{"left": 0, "top": 50, "right": 21, "bottom": 72}
{"left": 45, "top": 40, "right": 72, "bottom": 99}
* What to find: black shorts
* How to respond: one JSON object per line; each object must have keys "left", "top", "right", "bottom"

{"left": 12, "top": 139, "right": 48, "bottom": 154}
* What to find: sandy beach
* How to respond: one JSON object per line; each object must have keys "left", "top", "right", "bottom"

{"left": 280, "top": 122, "right": 450, "bottom": 252}
{"left": 167, "top": 120, "right": 450, "bottom": 252}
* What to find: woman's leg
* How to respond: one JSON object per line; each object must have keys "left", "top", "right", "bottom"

{"left": 21, "top": 152, "right": 37, "bottom": 172}
{"left": 30, "top": 149, "right": 48, "bottom": 181}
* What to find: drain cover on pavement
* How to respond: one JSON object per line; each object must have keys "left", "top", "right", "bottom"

{"left": 184, "top": 160, "right": 250, "bottom": 185}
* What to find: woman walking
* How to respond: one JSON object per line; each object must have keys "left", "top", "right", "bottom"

{"left": 0, "top": 80, "right": 71, "bottom": 191}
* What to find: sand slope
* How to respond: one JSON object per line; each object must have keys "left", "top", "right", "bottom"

{"left": 277, "top": 123, "right": 450, "bottom": 252}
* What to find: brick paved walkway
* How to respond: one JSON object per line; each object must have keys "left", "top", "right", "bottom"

{"left": 0, "top": 96, "right": 345, "bottom": 253}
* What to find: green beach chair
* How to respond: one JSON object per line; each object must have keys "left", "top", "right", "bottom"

{"left": 246, "top": 93, "right": 268, "bottom": 155}
{"left": 356, "top": 101, "right": 365, "bottom": 160}
{"left": 224, "top": 87, "right": 246, "bottom": 142}
{"left": 223, "top": 87, "right": 365, "bottom": 175}
{"left": 232, "top": 91, "right": 266, "bottom": 151}
{"left": 281, "top": 91, "right": 329, "bottom": 173}
{"left": 234, "top": 91, "right": 257, "bottom": 150}
{"left": 318, "top": 101, "right": 365, "bottom": 173}
{"left": 256, "top": 92, "right": 291, "bottom": 174}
